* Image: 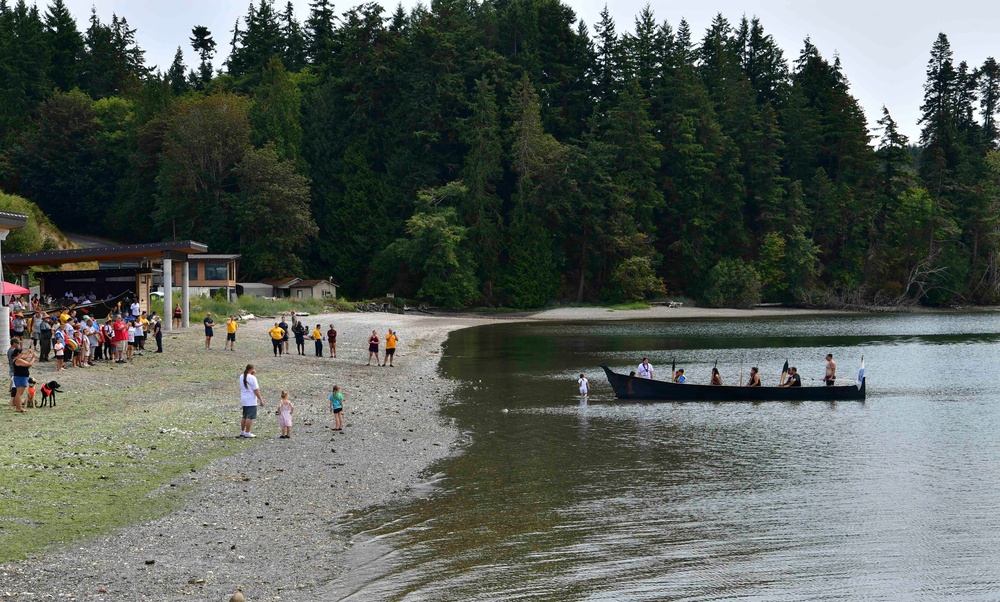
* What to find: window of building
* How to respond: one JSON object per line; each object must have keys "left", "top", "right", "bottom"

{"left": 205, "top": 263, "right": 229, "bottom": 281}
{"left": 189, "top": 262, "right": 198, "bottom": 281}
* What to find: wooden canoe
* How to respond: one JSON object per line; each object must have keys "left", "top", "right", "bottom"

{"left": 601, "top": 365, "right": 866, "bottom": 402}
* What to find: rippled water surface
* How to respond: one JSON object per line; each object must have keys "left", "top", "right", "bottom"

{"left": 320, "top": 313, "right": 1000, "bottom": 601}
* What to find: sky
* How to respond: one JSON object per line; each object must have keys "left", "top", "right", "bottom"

{"left": 53, "top": 0, "right": 1000, "bottom": 142}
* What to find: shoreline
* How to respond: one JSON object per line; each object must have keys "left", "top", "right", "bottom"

{"left": 1, "top": 304, "right": 863, "bottom": 600}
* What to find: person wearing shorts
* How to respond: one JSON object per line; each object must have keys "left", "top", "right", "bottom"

{"left": 113, "top": 315, "right": 129, "bottom": 363}
{"left": 239, "top": 364, "right": 264, "bottom": 438}
{"left": 382, "top": 328, "right": 398, "bottom": 367}
{"left": 367, "top": 330, "right": 380, "bottom": 366}
{"left": 225, "top": 316, "right": 238, "bottom": 351}
{"left": 204, "top": 313, "right": 215, "bottom": 349}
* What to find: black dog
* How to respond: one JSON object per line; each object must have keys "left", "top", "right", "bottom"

{"left": 38, "top": 380, "right": 61, "bottom": 408}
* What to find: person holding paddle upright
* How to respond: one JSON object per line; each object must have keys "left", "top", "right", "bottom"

{"left": 824, "top": 354, "right": 837, "bottom": 386}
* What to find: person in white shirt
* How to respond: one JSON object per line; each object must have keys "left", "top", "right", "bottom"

{"left": 126, "top": 321, "right": 136, "bottom": 360}
{"left": 83, "top": 319, "right": 99, "bottom": 365}
{"left": 636, "top": 358, "right": 654, "bottom": 379}
{"left": 239, "top": 364, "right": 264, "bottom": 438}
{"left": 578, "top": 373, "right": 589, "bottom": 400}
{"left": 130, "top": 300, "right": 141, "bottom": 318}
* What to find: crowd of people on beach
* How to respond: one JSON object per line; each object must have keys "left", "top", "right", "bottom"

{"left": 202, "top": 311, "right": 399, "bottom": 368}
{"left": 7, "top": 295, "right": 164, "bottom": 413}
{"left": 7, "top": 297, "right": 402, "bottom": 445}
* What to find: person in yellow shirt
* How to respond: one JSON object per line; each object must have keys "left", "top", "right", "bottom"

{"left": 383, "top": 328, "right": 398, "bottom": 367}
{"left": 59, "top": 309, "right": 71, "bottom": 324}
{"left": 268, "top": 323, "right": 284, "bottom": 357}
{"left": 312, "top": 324, "right": 323, "bottom": 357}
{"left": 226, "top": 316, "right": 239, "bottom": 351}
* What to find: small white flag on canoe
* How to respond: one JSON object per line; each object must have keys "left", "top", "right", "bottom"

{"left": 857, "top": 357, "right": 865, "bottom": 384}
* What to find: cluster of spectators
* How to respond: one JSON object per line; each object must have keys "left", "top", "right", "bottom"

{"left": 7, "top": 291, "right": 128, "bottom": 316}
{"left": 259, "top": 313, "right": 339, "bottom": 358}
{"left": 13, "top": 306, "right": 163, "bottom": 371}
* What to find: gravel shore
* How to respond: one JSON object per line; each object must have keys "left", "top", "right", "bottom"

{"left": 1, "top": 304, "right": 836, "bottom": 601}
{"left": 1, "top": 311, "right": 492, "bottom": 602}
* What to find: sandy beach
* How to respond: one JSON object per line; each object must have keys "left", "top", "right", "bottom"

{"left": 0, "top": 304, "right": 833, "bottom": 601}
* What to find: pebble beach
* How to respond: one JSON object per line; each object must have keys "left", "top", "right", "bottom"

{"left": 0, "top": 304, "right": 835, "bottom": 601}
{"left": 0, "top": 311, "right": 493, "bottom": 601}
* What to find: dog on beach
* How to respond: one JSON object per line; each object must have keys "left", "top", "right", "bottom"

{"left": 38, "top": 380, "right": 61, "bottom": 408}
{"left": 26, "top": 377, "right": 37, "bottom": 408}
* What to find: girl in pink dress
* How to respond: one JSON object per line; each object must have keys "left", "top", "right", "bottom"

{"left": 277, "top": 391, "right": 295, "bottom": 439}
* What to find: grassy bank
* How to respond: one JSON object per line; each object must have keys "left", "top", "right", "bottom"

{"left": 149, "top": 294, "right": 355, "bottom": 319}
{"left": 0, "top": 335, "right": 248, "bottom": 562}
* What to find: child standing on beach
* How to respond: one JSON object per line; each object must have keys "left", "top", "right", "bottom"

{"left": 54, "top": 334, "right": 65, "bottom": 372}
{"left": 578, "top": 373, "right": 589, "bottom": 400}
{"left": 329, "top": 385, "right": 344, "bottom": 431}
{"left": 277, "top": 391, "right": 295, "bottom": 439}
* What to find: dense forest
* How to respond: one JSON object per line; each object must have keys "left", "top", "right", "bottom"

{"left": 2, "top": 0, "right": 1000, "bottom": 308}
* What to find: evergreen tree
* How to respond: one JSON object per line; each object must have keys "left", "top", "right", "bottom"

{"left": 248, "top": 56, "right": 302, "bottom": 162}
{"left": 44, "top": 0, "right": 83, "bottom": 92}
{"left": 280, "top": 1, "right": 307, "bottom": 71}
{"left": 503, "top": 75, "right": 561, "bottom": 307}
{"left": 79, "top": 10, "right": 146, "bottom": 97}
{"left": 622, "top": 4, "right": 661, "bottom": 97}
{"left": 190, "top": 25, "right": 216, "bottom": 88}
{"left": 0, "top": 1, "right": 51, "bottom": 149}
{"left": 919, "top": 34, "right": 960, "bottom": 172}
{"left": 459, "top": 78, "right": 505, "bottom": 302}
{"left": 228, "top": 0, "right": 284, "bottom": 80}
{"left": 592, "top": 6, "right": 621, "bottom": 115}
{"left": 166, "top": 46, "right": 188, "bottom": 94}
{"left": 979, "top": 57, "right": 1000, "bottom": 146}
{"left": 305, "top": 0, "right": 337, "bottom": 65}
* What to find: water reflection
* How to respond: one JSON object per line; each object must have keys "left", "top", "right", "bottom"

{"left": 317, "top": 313, "right": 1000, "bottom": 601}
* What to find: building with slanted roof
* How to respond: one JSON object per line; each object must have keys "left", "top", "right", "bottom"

{"left": 237, "top": 277, "right": 338, "bottom": 299}
{"left": 289, "top": 279, "right": 338, "bottom": 299}
{"left": 3, "top": 240, "right": 209, "bottom": 331}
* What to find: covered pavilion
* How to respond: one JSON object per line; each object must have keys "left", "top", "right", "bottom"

{"left": 3, "top": 240, "right": 209, "bottom": 331}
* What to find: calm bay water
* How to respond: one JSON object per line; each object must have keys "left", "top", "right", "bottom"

{"left": 320, "top": 313, "right": 1000, "bottom": 601}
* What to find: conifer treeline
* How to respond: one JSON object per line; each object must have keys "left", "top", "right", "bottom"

{"left": 2, "top": 0, "right": 1000, "bottom": 308}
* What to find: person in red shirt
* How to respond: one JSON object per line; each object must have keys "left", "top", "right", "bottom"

{"left": 113, "top": 315, "right": 129, "bottom": 364}
{"left": 327, "top": 325, "right": 337, "bottom": 358}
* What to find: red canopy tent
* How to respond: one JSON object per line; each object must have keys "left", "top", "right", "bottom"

{"left": 2, "top": 281, "right": 29, "bottom": 296}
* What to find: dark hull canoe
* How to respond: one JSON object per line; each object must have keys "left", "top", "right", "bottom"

{"left": 601, "top": 365, "right": 866, "bottom": 402}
